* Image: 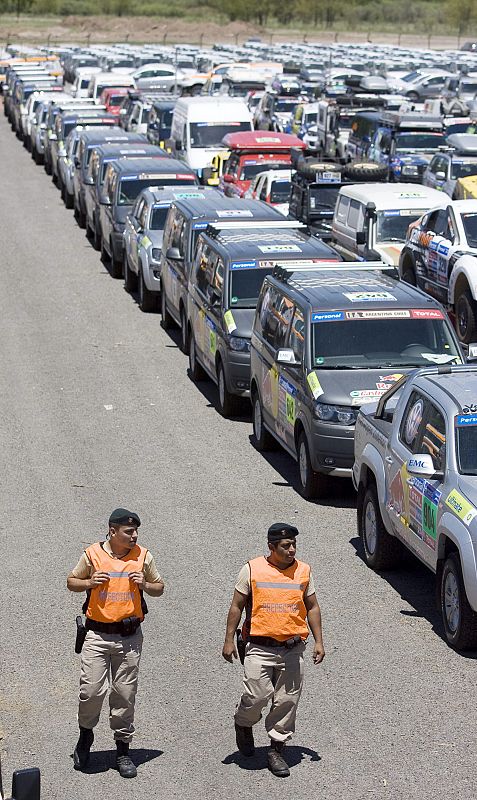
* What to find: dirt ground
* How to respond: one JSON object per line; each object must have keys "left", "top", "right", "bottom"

{"left": 0, "top": 14, "right": 465, "bottom": 51}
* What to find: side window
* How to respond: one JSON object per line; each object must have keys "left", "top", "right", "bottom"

{"left": 347, "top": 199, "right": 363, "bottom": 230}
{"left": 273, "top": 295, "right": 295, "bottom": 349}
{"left": 196, "top": 248, "right": 218, "bottom": 296}
{"left": 399, "top": 391, "right": 426, "bottom": 452}
{"left": 289, "top": 307, "right": 305, "bottom": 363}
{"left": 132, "top": 198, "right": 143, "bottom": 222}
{"left": 336, "top": 195, "right": 350, "bottom": 223}
{"left": 171, "top": 212, "right": 186, "bottom": 256}
{"left": 213, "top": 257, "right": 224, "bottom": 297}
{"left": 259, "top": 180, "right": 268, "bottom": 201}
{"left": 423, "top": 209, "right": 440, "bottom": 232}
{"left": 259, "top": 286, "right": 280, "bottom": 346}
{"left": 195, "top": 240, "right": 211, "bottom": 295}
{"left": 138, "top": 201, "right": 148, "bottom": 230}
{"left": 419, "top": 402, "right": 446, "bottom": 472}
{"left": 109, "top": 172, "right": 118, "bottom": 204}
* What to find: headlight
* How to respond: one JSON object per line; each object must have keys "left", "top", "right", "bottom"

{"left": 315, "top": 403, "right": 357, "bottom": 425}
{"left": 228, "top": 336, "right": 250, "bottom": 352}
{"left": 402, "top": 164, "right": 419, "bottom": 176}
{"left": 151, "top": 248, "right": 161, "bottom": 260}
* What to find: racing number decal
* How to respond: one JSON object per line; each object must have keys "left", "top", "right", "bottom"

{"left": 286, "top": 393, "right": 296, "bottom": 426}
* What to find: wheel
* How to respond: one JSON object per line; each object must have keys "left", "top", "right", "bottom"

{"left": 188, "top": 334, "right": 206, "bottom": 381}
{"left": 110, "top": 245, "right": 123, "bottom": 279}
{"left": 252, "top": 391, "right": 276, "bottom": 451}
{"left": 190, "top": 84, "right": 202, "bottom": 96}
{"left": 455, "top": 289, "right": 477, "bottom": 344}
{"left": 360, "top": 484, "right": 402, "bottom": 570}
{"left": 406, "top": 91, "right": 420, "bottom": 103}
{"left": 440, "top": 552, "right": 477, "bottom": 650}
{"left": 101, "top": 238, "right": 110, "bottom": 264}
{"left": 295, "top": 158, "right": 341, "bottom": 180}
{"left": 44, "top": 156, "right": 52, "bottom": 175}
{"left": 34, "top": 148, "right": 43, "bottom": 166}
{"left": 401, "top": 264, "right": 417, "bottom": 286}
{"left": 297, "top": 431, "right": 328, "bottom": 500}
{"left": 217, "top": 360, "right": 240, "bottom": 417}
{"left": 124, "top": 253, "right": 138, "bottom": 293}
{"left": 161, "top": 290, "right": 174, "bottom": 329}
{"left": 343, "top": 161, "right": 389, "bottom": 182}
{"left": 180, "top": 306, "right": 189, "bottom": 354}
{"left": 138, "top": 270, "right": 158, "bottom": 312}
{"left": 75, "top": 201, "right": 86, "bottom": 229}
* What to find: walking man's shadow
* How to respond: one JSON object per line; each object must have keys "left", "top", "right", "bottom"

{"left": 70, "top": 747, "right": 163, "bottom": 774}
{"left": 223, "top": 744, "right": 320, "bottom": 771}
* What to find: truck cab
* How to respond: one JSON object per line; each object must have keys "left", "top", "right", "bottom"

{"left": 218, "top": 131, "right": 305, "bottom": 197}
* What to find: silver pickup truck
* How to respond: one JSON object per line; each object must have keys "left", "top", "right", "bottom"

{"left": 353, "top": 364, "right": 477, "bottom": 651}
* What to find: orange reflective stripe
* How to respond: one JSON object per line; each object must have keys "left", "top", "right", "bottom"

{"left": 85, "top": 542, "right": 147, "bottom": 623}
{"left": 248, "top": 556, "right": 310, "bottom": 642}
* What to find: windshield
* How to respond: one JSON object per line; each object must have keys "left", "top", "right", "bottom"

{"left": 461, "top": 211, "right": 477, "bottom": 246}
{"left": 270, "top": 179, "right": 291, "bottom": 203}
{"left": 446, "top": 123, "right": 474, "bottom": 135}
{"left": 451, "top": 162, "right": 477, "bottom": 179}
{"left": 376, "top": 210, "right": 426, "bottom": 243}
{"left": 396, "top": 132, "right": 445, "bottom": 150}
{"left": 312, "top": 317, "right": 461, "bottom": 368}
{"left": 230, "top": 267, "right": 274, "bottom": 308}
{"left": 189, "top": 121, "right": 250, "bottom": 148}
{"left": 304, "top": 112, "right": 318, "bottom": 124}
{"left": 81, "top": 78, "right": 90, "bottom": 89}
{"left": 275, "top": 99, "right": 298, "bottom": 113}
{"left": 108, "top": 94, "right": 125, "bottom": 105}
{"left": 308, "top": 185, "right": 340, "bottom": 214}
{"left": 339, "top": 116, "right": 353, "bottom": 130}
{"left": 118, "top": 177, "right": 193, "bottom": 205}
{"left": 149, "top": 205, "right": 170, "bottom": 230}
{"left": 456, "top": 423, "right": 477, "bottom": 474}
{"left": 241, "top": 162, "right": 286, "bottom": 179}
{"left": 461, "top": 82, "right": 477, "bottom": 93}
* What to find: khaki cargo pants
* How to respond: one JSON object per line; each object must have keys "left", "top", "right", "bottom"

{"left": 78, "top": 628, "right": 143, "bottom": 743}
{"left": 234, "top": 641, "right": 305, "bottom": 743}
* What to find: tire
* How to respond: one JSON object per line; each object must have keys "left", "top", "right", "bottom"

{"left": 75, "top": 201, "right": 86, "bottom": 229}
{"left": 296, "top": 158, "right": 341, "bottom": 180}
{"left": 252, "top": 390, "right": 276, "bottom": 451}
{"left": 138, "top": 270, "right": 158, "bottom": 313}
{"left": 180, "top": 306, "right": 189, "bottom": 354}
{"left": 343, "top": 161, "right": 388, "bottom": 182}
{"left": 44, "top": 156, "right": 52, "bottom": 175}
{"left": 101, "top": 238, "right": 110, "bottom": 264}
{"left": 161, "top": 290, "right": 174, "bottom": 329}
{"left": 440, "top": 552, "right": 477, "bottom": 650}
{"left": 124, "top": 253, "right": 138, "bottom": 293}
{"left": 401, "top": 263, "right": 417, "bottom": 286}
{"left": 188, "top": 334, "right": 206, "bottom": 381}
{"left": 217, "top": 360, "right": 240, "bottom": 417}
{"left": 455, "top": 289, "right": 477, "bottom": 344}
{"left": 34, "top": 148, "right": 43, "bottom": 166}
{"left": 297, "top": 432, "right": 328, "bottom": 500}
{"left": 190, "top": 84, "right": 202, "bottom": 96}
{"left": 360, "top": 484, "right": 402, "bottom": 570}
{"left": 93, "top": 214, "right": 102, "bottom": 251}
{"left": 406, "top": 91, "right": 420, "bottom": 103}
{"left": 110, "top": 245, "right": 123, "bottom": 279}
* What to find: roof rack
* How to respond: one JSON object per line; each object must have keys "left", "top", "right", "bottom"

{"left": 206, "top": 220, "right": 305, "bottom": 237}
{"left": 272, "top": 261, "right": 389, "bottom": 281}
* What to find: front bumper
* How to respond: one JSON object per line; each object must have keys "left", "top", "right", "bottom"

{"left": 309, "top": 419, "right": 355, "bottom": 472}
{"left": 144, "top": 258, "right": 162, "bottom": 292}
{"left": 225, "top": 350, "right": 251, "bottom": 397}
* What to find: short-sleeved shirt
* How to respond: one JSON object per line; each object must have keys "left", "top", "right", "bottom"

{"left": 235, "top": 560, "right": 316, "bottom": 597}
{"left": 70, "top": 540, "right": 162, "bottom": 584}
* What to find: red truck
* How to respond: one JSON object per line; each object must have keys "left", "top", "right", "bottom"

{"left": 99, "top": 87, "right": 130, "bottom": 119}
{"left": 218, "top": 131, "right": 306, "bottom": 197}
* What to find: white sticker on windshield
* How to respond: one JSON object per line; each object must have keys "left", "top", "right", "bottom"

{"left": 344, "top": 291, "right": 397, "bottom": 302}
{"left": 421, "top": 353, "right": 456, "bottom": 364}
{"left": 258, "top": 244, "right": 302, "bottom": 253}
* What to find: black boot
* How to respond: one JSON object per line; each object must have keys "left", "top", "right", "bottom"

{"left": 234, "top": 722, "right": 255, "bottom": 756}
{"left": 267, "top": 740, "right": 290, "bottom": 777}
{"left": 116, "top": 740, "right": 137, "bottom": 778}
{"left": 73, "top": 727, "right": 94, "bottom": 770}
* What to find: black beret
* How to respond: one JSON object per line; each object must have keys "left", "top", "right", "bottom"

{"left": 109, "top": 508, "right": 141, "bottom": 527}
{"left": 267, "top": 522, "right": 299, "bottom": 542}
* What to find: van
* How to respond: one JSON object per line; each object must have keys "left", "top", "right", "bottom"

{"left": 331, "top": 183, "right": 447, "bottom": 266}
{"left": 169, "top": 96, "right": 252, "bottom": 181}
{"left": 186, "top": 221, "right": 340, "bottom": 416}
{"left": 160, "top": 194, "right": 284, "bottom": 353}
{"left": 250, "top": 262, "right": 461, "bottom": 498}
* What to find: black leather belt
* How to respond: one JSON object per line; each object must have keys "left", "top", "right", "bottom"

{"left": 248, "top": 635, "right": 303, "bottom": 649}
{"left": 86, "top": 618, "right": 141, "bottom": 636}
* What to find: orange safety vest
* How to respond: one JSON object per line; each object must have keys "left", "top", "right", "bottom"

{"left": 85, "top": 542, "right": 147, "bottom": 623}
{"left": 244, "top": 556, "right": 310, "bottom": 642}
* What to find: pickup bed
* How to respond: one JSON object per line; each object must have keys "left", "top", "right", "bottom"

{"left": 353, "top": 364, "right": 477, "bottom": 650}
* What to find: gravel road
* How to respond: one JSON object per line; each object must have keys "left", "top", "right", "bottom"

{"left": 0, "top": 110, "right": 475, "bottom": 800}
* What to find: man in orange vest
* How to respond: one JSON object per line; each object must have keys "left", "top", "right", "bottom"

{"left": 222, "top": 522, "right": 325, "bottom": 777}
{"left": 67, "top": 508, "right": 164, "bottom": 778}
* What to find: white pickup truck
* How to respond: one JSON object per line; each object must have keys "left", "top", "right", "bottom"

{"left": 352, "top": 363, "right": 477, "bottom": 651}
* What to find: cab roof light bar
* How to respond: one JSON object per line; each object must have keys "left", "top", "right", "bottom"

{"left": 273, "top": 261, "right": 394, "bottom": 279}
{"left": 206, "top": 220, "right": 306, "bottom": 238}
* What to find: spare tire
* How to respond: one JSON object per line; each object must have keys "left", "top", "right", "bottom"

{"left": 343, "top": 161, "right": 388, "bottom": 182}
{"left": 296, "top": 158, "right": 342, "bottom": 180}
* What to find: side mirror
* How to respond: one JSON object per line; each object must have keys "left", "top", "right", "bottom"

{"left": 207, "top": 286, "right": 221, "bottom": 306}
{"left": 100, "top": 195, "right": 111, "bottom": 206}
{"left": 406, "top": 454, "right": 439, "bottom": 477}
{"left": 356, "top": 231, "right": 366, "bottom": 245}
{"left": 467, "top": 342, "right": 477, "bottom": 361}
{"left": 276, "top": 348, "right": 300, "bottom": 366}
{"left": 166, "top": 246, "right": 182, "bottom": 261}
{"left": 435, "top": 170, "right": 446, "bottom": 182}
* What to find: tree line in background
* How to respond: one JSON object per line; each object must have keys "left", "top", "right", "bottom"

{"left": 0, "top": 0, "right": 474, "bottom": 34}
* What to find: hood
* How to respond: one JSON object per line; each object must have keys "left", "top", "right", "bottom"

{"left": 375, "top": 242, "right": 404, "bottom": 266}
{"left": 308, "top": 367, "right": 410, "bottom": 407}
{"left": 396, "top": 152, "right": 435, "bottom": 165}
{"left": 224, "top": 307, "right": 255, "bottom": 338}
{"left": 187, "top": 147, "right": 224, "bottom": 171}
{"left": 146, "top": 231, "right": 163, "bottom": 250}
